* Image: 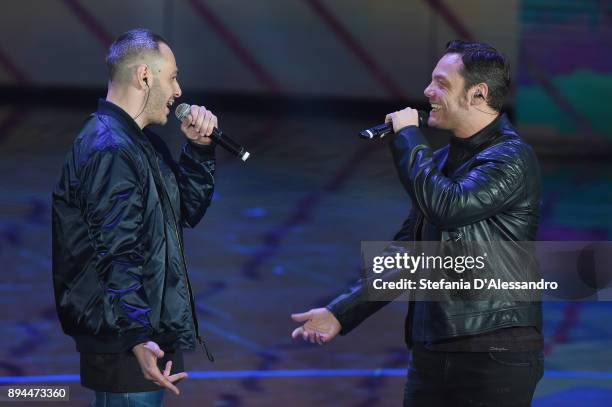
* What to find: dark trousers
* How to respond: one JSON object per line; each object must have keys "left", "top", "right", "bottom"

{"left": 404, "top": 344, "right": 544, "bottom": 406}
{"left": 92, "top": 390, "right": 164, "bottom": 407}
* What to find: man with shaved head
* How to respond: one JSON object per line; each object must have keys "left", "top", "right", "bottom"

{"left": 52, "top": 28, "right": 218, "bottom": 406}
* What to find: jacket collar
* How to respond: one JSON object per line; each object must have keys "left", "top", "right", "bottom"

{"left": 96, "top": 99, "right": 150, "bottom": 143}
{"left": 449, "top": 113, "right": 512, "bottom": 153}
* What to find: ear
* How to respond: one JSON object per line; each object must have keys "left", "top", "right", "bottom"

{"left": 471, "top": 83, "right": 489, "bottom": 105}
{"left": 135, "top": 64, "right": 150, "bottom": 90}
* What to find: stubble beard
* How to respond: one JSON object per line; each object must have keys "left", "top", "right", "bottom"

{"left": 144, "top": 79, "right": 168, "bottom": 126}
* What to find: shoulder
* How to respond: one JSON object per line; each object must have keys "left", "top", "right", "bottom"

{"left": 75, "top": 114, "right": 144, "bottom": 173}
{"left": 478, "top": 134, "right": 537, "bottom": 169}
{"left": 433, "top": 144, "right": 450, "bottom": 161}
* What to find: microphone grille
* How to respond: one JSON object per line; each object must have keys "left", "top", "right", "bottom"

{"left": 175, "top": 103, "right": 191, "bottom": 121}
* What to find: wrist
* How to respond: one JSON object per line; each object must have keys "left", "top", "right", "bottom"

{"left": 131, "top": 342, "right": 146, "bottom": 352}
{"left": 185, "top": 140, "right": 216, "bottom": 161}
{"left": 190, "top": 139, "right": 213, "bottom": 147}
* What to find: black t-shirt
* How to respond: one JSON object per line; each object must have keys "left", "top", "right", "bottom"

{"left": 80, "top": 349, "right": 184, "bottom": 393}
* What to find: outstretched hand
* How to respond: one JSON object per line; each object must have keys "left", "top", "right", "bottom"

{"left": 132, "top": 341, "right": 188, "bottom": 395}
{"left": 291, "top": 308, "right": 341, "bottom": 345}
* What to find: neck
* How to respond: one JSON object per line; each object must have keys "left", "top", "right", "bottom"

{"left": 106, "top": 84, "right": 148, "bottom": 129}
{"left": 452, "top": 108, "right": 499, "bottom": 139}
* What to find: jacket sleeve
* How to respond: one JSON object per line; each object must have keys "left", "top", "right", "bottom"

{"left": 81, "top": 147, "right": 154, "bottom": 350}
{"left": 390, "top": 126, "right": 527, "bottom": 230}
{"left": 177, "top": 141, "right": 216, "bottom": 228}
{"left": 327, "top": 208, "right": 418, "bottom": 335}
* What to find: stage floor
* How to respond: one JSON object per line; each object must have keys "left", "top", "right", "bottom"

{"left": 1, "top": 105, "right": 611, "bottom": 406}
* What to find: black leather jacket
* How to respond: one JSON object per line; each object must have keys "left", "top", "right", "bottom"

{"left": 52, "top": 100, "right": 215, "bottom": 354}
{"left": 328, "top": 114, "right": 542, "bottom": 346}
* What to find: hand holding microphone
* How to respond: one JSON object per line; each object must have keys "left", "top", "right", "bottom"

{"left": 385, "top": 107, "right": 423, "bottom": 133}
{"left": 175, "top": 103, "right": 250, "bottom": 162}
{"left": 178, "top": 104, "right": 216, "bottom": 146}
{"left": 359, "top": 109, "right": 429, "bottom": 139}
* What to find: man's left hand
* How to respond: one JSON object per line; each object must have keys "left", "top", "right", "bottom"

{"left": 385, "top": 107, "right": 419, "bottom": 133}
{"left": 180, "top": 105, "right": 217, "bottom": 146}
{"left": 132, "top": 341, "right": 187, "bottom": 395}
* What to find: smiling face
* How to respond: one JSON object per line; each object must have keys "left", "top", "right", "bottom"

{"left": 423, "top": 53, "right": 471, "bottom": 131}
{"left": 144, "top": 42, "right": 182, "bottom": 126}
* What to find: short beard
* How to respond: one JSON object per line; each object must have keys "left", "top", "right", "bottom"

{"left": 144, "top": 78, "right": 167, "bottom": 126}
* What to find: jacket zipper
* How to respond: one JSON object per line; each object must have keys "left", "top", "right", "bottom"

{"left": 154, "top": 157, "right": 215, "bottom": 362}
{"left": 406, "top": 212, "right": 423, "bottom": 348}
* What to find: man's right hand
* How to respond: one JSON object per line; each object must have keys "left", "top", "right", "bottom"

{"left": 291, "top": 308, "right": 341, "bottom": 345}
{"left": 132, "top": 341, "right": 188, "bottom": 395}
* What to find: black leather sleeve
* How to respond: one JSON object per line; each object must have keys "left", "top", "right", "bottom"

{"left": 80, "top": 147, "right": 154, "bottom": 348}
{"left": 326, "top": 281, "right": 390, "bottom": 336}
{"left": 327, "top": 208, "right": 418, "bottom": 335}
{"left": 178, "top": 142, "right": 216, "bottom": 228}
{"left": 390, "top": 126, "right": 528, "bottom": 230}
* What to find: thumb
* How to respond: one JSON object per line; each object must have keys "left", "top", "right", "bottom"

{"left": 144, "top": 341, "right": 165, "bottom": 358}
{"left": 291, "top": 311, "right": 312, "bottom": 322}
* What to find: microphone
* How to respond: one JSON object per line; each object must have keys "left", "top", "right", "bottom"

{"left": 359, "top": 110, "right": 429, "bottom": 139}
{"left": 175, "top": 103, "right": 251, "bottom": 162}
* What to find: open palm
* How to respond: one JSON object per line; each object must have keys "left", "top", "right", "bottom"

{"left": 291, "top": 308, "right": 341, "bottom": 345}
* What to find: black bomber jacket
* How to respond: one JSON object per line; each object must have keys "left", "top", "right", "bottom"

{"left": 327, "top": 114, "right": 542, "bottom": 346}
{"left": 52, "top": 99, "right": 215, "bottom": 355}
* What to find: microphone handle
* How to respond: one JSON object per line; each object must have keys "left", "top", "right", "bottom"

{"left": 359, "top": 110, "right": 429, "bottom": 139}
{"left": 360, "top": 123, "right": 394, "bottom": 139}
{"left": 210, "top": 128, "right": 250, "bottom": 162}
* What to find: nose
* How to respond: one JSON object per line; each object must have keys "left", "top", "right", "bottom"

{"left": 175, "top": 81, "right": 182, "bottom": 98}
{"left": 424, "top": 82, "right": 434, "bottom": 99}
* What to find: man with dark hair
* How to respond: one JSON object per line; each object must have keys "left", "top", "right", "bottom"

{"left": 291, "top": 40, "right": 543, "bottom": 406}
{"left": 53, "top": 28, "right": 218, "bottom": 406}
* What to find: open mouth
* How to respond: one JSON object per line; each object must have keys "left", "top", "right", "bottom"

{"left": 166, "top": 99, "right": 174, "bottom": 114}
{"left": 430, "top": 102, "right": 442, "bottom": 112}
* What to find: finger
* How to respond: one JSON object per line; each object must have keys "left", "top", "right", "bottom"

{"left": 291, "top": 311, "right": 312, "bottom": 322}
{"left": 190, "top": 105, "right": 199, "bottom": 126}
{"left": 315, "top": 333, "right": 323, "bottom": 345}
{"left": 163, "top": 360, "right": 172, "bottom": 377}
{"left": 201, "top": 110, "right": 213, "bottom": 137}
{"left": 150, "top": 368, "right": 180, "bottom": 395}
{"left": 168, "top": 372, "right": 188, "bottom": 383}
{"left": 144, "top": 342, "right": 164, "bottom": 359}
{"left": 385, "top": 113, "right": 393, "bottom": 123}
{"left": 180, "top": 115, "right": 191, "bottom": 133}
{"left": 195, "top": 107, "right": 206, "bottom": 133}
{"left": 204, "top": 112, "right": 215, "bottom": 137}
{"left": 291, "top": 326, "right": 304, "bottom": 339}
{"left": 211, "top": 114, "right": 218, "bottom": 130}
{"left": 302, "top": 330, "right": 309, "bottom": 342}
{"left": 182, "top": 119, "right": 198, "bottom": 140}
